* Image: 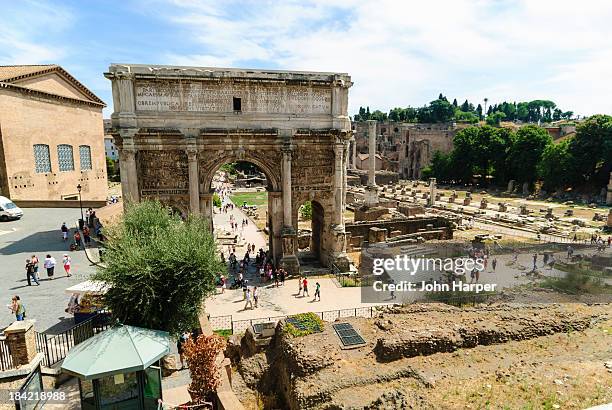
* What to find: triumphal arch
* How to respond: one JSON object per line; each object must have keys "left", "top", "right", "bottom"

{"left": 104, "top": 64, "right": 353, "bottom": 273}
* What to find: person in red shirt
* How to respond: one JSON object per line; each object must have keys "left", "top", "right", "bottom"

{"left": 302, "top": 277, "right": 309, "bottom": 297}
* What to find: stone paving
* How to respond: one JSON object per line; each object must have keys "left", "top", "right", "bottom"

{"left": 0, "top": 208, "right": 96, "bottom": 333}
{"left": 206, "top": 195, "right": 394, "bottom": 322}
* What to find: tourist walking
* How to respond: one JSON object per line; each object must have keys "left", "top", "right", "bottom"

{"left": 280, "top": 269, "right": 286, "bottom": 286}
{"left": 244, "top": 288, "right": 253, "bottom": 310}
{"left": 25, "top": 259, "right": 39, "bottom": 286}
{"left": 313, "top": 282, "right": 321, "bottom": 301}
{"left": 253, "top": 286, "right": 259, "bottom": 308}
{"left": 303, "top": 277, "right": 309, "bottom": 297}
{"left": 83, "top": 225, "right": 91, "bottom": 247}
{"left": 74, "top": 230, "right": 82, "bottom": 250}
{"left": 491, "top": 258, "right": 497, "bottom": 271}
{"left": 31, "top": 254, "right": 39, "bottom": 281}
{"left": 10, "top": 296, "right": 25, "bottom": 321}
{"left": 62, "top": 254, "right": 72, "bottom": 277}
{"left": 297, "top": 276, "right": 303, "bottom": 296}
{"left": 61, "top": 222, "right": 69, "bottom": 241}
{"left": 177, "top": 332, "right": 190, "bottom": 369}
{"left": 532, "top": 253, "right": 538, "bottom": 270}
{"left": 44, "top": 254, "right": 56, "bottom": 279}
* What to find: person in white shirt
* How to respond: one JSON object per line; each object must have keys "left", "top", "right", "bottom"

{"left": 244, "top": 288, "right": 253, "bottom": 310}
{"left": 43, "top": 254, "right": 56, "bottom": 280}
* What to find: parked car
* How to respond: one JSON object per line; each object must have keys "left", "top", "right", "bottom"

{"left": 0, "top": 196, "right": 23, "bottom": 221}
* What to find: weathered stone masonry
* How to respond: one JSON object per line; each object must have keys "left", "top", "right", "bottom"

{"left": 104, "top": 64, "right": 354, "bottom": 273}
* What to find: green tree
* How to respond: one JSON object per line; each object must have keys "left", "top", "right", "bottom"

{"left": 106, "top": 157, "right": 120, "bottom": 182}
{"left": 370, "top": 110, "right": 388, "bottom": 121}
{"left": 454, "top": 110, "right": 479, "bottom": 124}
{"left": 538, "top": 138, "right": 575, "bottom": 190}
{"left": 568, "top": 114, "right": 612, "bottom": 186}
{"left": 476, "top": 104, "right": 483, "bottom": 119}
{"left": 212, "top": 193, "right": 221, "bottom": 207}
{"left": 94, "top": 201, "right": 223, "bottom": 336}
{"left": 428, "top": 98, "right": 455, "bottom": 122}
{"left": 299, "top": 201, "right": 312, "bottom": 220}
{"left": 507, "top": 125, "right": 552, "bottom": 183}
{"left": 422, "top": 150, "right": 453, "bottom": 182}
{"left": 486, "top": 111, "right": 506, "bottom": 126}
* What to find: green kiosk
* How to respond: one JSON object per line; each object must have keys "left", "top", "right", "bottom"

{"left": 61, "top": 325, "right": 169, "bottom": 409}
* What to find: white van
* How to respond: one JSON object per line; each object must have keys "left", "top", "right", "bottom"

{"left": 0, "top": 196, "right": 23, "bottom": 221}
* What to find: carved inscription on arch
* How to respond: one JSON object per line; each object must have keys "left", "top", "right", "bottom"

{"left": 137, "top": 150, "right": 188, "bottom": 196}
{"left": 134, "top": 80, "right": 331, "bottom": 114}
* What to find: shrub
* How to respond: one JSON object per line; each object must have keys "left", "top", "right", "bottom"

{"left": 183, "top": 334, "right": 227, "bottom": 402}
{"left": 284, "top": 312, "right": 324, "bottom": 337}
{"left": 94, "top": 200, "right": 223, "bottom": 336}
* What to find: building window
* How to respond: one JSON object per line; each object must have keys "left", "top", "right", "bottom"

{"left": 233, "top": 97, "right": 242, "bottom": 111}
{"left": 79, "top": 145, "right": 92, "bottom": 170}
{"left": 57, "top": 144, "right": 74, "bottom": 172}
{"left": 33, "top": 144, "right": 52, "bottom": 173}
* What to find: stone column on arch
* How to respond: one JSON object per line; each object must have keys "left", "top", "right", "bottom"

{"left": 280, "top": 136, "right": 299, "bottom": 274}
{"left": 118, "top": 129, "right": 139, "bottom": 205}
{"left": 333, "top": 140, "right": 345, "bottom": 226}
{"left": 199, "top": 192, "right": 213, "bottom": 232}
{"left": 282, "top": 146, "right": 293, "bottom": 228}
{"left": 186, "top": 147, "right": 200, "bottom": 215}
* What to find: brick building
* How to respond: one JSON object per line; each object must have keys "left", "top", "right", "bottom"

{"left": 0, "top": 65, "right": 107, "bottom": 206}
{"left": 352, "top": 121, "right": 467, "bottom": 179}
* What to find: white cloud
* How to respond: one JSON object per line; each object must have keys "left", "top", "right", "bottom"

{"left": 155, "top": 0, "right": 612, "bottom": 116}
{"left": 0, "top": 0, "right": 73, "bottom": 65}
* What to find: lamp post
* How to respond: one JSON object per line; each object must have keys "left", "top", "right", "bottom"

{"left": 77, "top": 184, "right": 83, "bottom": 225}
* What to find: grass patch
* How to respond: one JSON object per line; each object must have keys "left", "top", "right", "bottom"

{"left": 213, "top": 329, "right": 232, "bottom": 338}
{"left": 230, "top": 191, "right": 268, "bottom": 207}
{"left": 540, "top": 261, "right": 611, "bottom": 295}
{"left": 283, "top": 312, "right": 324, "bottom": 337}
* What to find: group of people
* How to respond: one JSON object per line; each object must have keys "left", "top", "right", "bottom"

{"left": 296, "top": 276, "right": 321, "bottom": 301}
{"left": 24, "top": 253, "right": 72, "bottom": 285}
{"left": 61, "top": 222, "right": 91, "bottom": 251}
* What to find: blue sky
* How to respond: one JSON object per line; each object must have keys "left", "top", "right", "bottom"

{"left": 1, "top": 0, "right": 611, "bottom": 118}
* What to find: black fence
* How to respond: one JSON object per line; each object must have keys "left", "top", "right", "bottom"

{"left": 35, "top": 314, "right": 111, "bottom": 367}
{"left": 331, "top": 263, "right": 375, "bottom": 288}
{"left": 209, "top": 304, "right": 397, "bottom": 334}
{"left": 0, "top": 337, "right": 14, "bottom": 371}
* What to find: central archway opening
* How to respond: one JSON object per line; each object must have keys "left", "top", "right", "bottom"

{"left": 210, "top": 161, "right": 276, "bottom": 265}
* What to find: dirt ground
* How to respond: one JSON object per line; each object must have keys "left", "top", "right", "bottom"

{"left": 233, "top": 299, "right": 611, "bottom": 410}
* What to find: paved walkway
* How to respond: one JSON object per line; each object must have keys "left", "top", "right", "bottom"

{"left": 213, "top": 194, "right": 267, "bottom": 255}
{"left": 0, "top": 208, "right": 96, "bottom": 332}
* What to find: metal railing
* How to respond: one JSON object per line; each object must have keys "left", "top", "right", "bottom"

{"left": 0, "top": 337, "right": 14, "bottom": 371}
{"left": 209, "top": 304, "right": 397, "bottom": 334}
{"left": 331, "top": 263, "right": 374, "bottom": 287}
{"left": 35, "top": 314, "right": 111, "bottom": 367}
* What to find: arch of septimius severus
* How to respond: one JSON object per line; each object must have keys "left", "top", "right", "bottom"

{"left": 104, "top": 64, "right": 354, "bottom": 273}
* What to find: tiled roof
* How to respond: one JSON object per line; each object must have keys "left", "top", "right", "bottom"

{"left": 0, "top": 64, "right": 58, "bottom": 81}
{"left": 0, "top": 64, "right": 105, "bottom": 106}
